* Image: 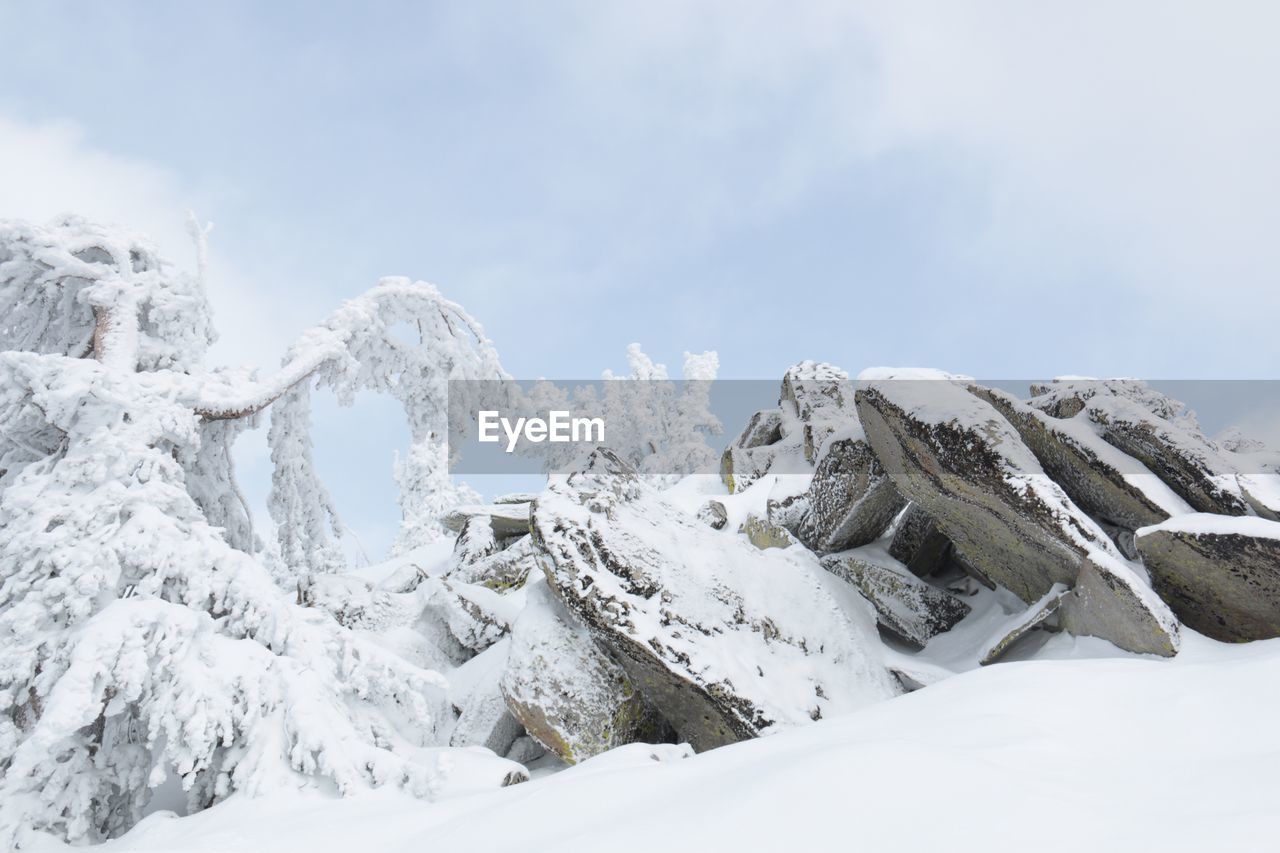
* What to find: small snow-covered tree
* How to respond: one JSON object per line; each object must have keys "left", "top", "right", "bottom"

{"left": 0, "top": 217, "right": 503, "bottom": 844}
{"left": 599, "top": 344, "right": 722, "bottom": 484}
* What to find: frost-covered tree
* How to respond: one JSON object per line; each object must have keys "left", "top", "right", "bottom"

{"left": 0, "top": 217, "right": 503, "bottom": 844}
{"left": 600, "top": 344, "right": 722, "bottom": 483}
{"left": 260, "top": 277, "right": 507, "bottom": 570}
{"left": 524, "top": 344, "right": 721, "bottom": 481}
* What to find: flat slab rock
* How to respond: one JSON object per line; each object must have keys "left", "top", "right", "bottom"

{"left": 1136, "top": 515, "right": 1280, "bottom": 642}
{"left": 978, "top": 550, "right": 1180, "bottom": 662}
{"left": 531, "top": 448, "right": 899, "bottom": 752}
{"left": 820, "top": 552, "right": 970, "bottom": 649}
{"left": 854, "top": 373, "right": 1118, "bottom": 603}
{"left": 980, "top": 585, "right": 1066, "bottom": 665}
{"left": 500, "top": 576, "right": 669, "bottom": 764}
{"left": 443, "top": 503, "right": 531, "bottom": 537}
{"left": 974, "top": 386, "right": 1192, "bottom": 530}
{"left": 1028, "top": 379, "right": 1252, "bottom": 517}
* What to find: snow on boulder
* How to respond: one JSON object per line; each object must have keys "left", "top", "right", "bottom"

{"left": 452, "top": 514, "right": 502, "bottom": 566}
{"left": 1135, "top": 515, "right": 1280, "bottom": 642}
{"left": 791, "top": 433, "right": 905, "bottom": 554}
{"left": 449, "top": 534, "right": 537, "bottom": 592}
{"left": 531, "top": 448, "right": 899, "bottom": 752}
{"left": 739, "top": 511, "right": 798, "bottom": 550}
{"left": 781, "top": 360, "right": 854, "bottom": 463}
{"left": 442, "top": 502, "right": 532, "bottom": 537}
{"left": 427, "top": 579, "right": 520, "bottom": 654}
{"left": 500, "top": 576, "right": 671, "bottom": 764}
{"left": 820, "top": 551, "right": 970, "bottom": 649}
{"left": 1027, "top": 379, "right": 1251, "bottom": 517}
{"left": 449, "top": 638, "right": 525, "bottom": 756}
{"left": 854, "top": 374, "right": 1117, "bottom": 603}
{"left": 697, "top": 499, "right": 729, "bottom": 530}
{"left": 719, "top": 362, "right": 852, "bottom": 493}
{"left": 980, "top": 585, "right": 1066, "bottom": 665}
{"left": 974, "top": 386, "right": 1193, "bottom": 531}
{"left": 1058, "top": 551, "right": 1180, "bottom": 657}
{"left": 720, "top": 408, "right": 787, "bottom": 494}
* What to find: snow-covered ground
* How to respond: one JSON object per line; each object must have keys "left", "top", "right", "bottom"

{"left": 63, "top": 631, "right": 1280, "bottom": 853}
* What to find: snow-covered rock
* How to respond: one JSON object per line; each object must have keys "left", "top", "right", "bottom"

{"left": 442, "top": 503, "right": 532, "bottom": 537}
{"left": 500, "top": 577, "right": 670, "bottom": 764}
{"left": 854, "top": 376, "right": 1117, "bottom": 603}
{"left": 1136, "top": 515, "right": 1280, "bottom": 642}
{"left": 1058, "top": 552, "right": 1179, "bottom": 657}
{"left": 791, "top": 434, "right": 905, "bottom": 553}
{"left": 975, "top": 385, "right": 1192, "bottom": 530}
{"left": 780, "top": 360, "right": 852, "bottom": 463}
{"left": 738, "top": 512, "right": 798, "bottom": 550}
{"left": 696, "top": 499, "right": 729, "bottom": 530}
{"left": 449, "top": 639, "right": 525, "bottom": 756}
{"left": 820, "top": 552, "right": 970, "bottom": 649}
{"left": 1028, "top": 379, "right": 1251, "bottom": 517}
{"left": 448, "top": 534, "right": 537, "bottom": 592}
{"left": 979, "top": 585, "right": 1066, "bottom": 665}
{"left": 530, "top": 449, "right": 899, "bottom": 752}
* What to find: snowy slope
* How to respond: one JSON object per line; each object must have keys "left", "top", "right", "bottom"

{"left": 78, "top": 632, "right": 1280, "bottom": 853}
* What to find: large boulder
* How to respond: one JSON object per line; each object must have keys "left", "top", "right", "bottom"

{"left": 500, "top": 576, "right": 670, "bottom": 764}
{"left": 854, "top": 372, "right": 1117, "bottom": 603}
{"left": 719, "top": 362, "right": 856, "bottom": 493}
{"left": 530, "top": 448, "right": 899, "bottom": 752}
{"left": 1027, "top": 379, "right": 1251, "bottom": 517}
{"left": 820, "top": 552, "right": 970, "bottom": 648}
{"left": 1057, "top": 551, "right": 1180, "bottom": 657}
{"left": 739, "top": 512, "right": 797, "bottom": 550}
{"left": 719, "top": 409, "right": 787, "bottom": 494}
{"left": 974, "top": 386, "right": 1193, "bottom": 531}
{"left": 1135, "top": 515, "right": 1280, "bottom": 642}
{"left": 780, "top": 361, "right": 853, "bottom": 463}
{"left": 790, "top": 433, "right": 906, "bottom": 554}
{"left": 977, "top": 548, "right": 1180, "bottom": 661}
{"left": 443, "top": 503, "right": 532, "bottom": 537}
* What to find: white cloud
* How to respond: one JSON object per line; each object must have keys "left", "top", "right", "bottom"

{"left": 534, "top": 1, "right": 1280, "bottom": 326}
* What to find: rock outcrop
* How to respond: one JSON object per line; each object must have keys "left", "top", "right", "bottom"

{"left": 855, "top": 374, "right": 1117, "bottom": 603}
{"left": 449, "top": 639, "right": 524, "bottom": 755}
{"left": 1027, "top": 379, "right": 1251, "bottom": 517}
{"left": 500, "top": 577, "right": 670, "bottom": 763}
{"left": 1135, "top": 515, "right": 1280, "bottom": 642}
{"left": 531, "top": 449, "right": 898, "bottom": 752}
{"left": 974, "top": 386, "right": 1192, "bottom": 531}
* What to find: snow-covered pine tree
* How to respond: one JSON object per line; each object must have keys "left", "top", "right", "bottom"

{"left": 0, "top": 217, "right": 503, "bottom": 844}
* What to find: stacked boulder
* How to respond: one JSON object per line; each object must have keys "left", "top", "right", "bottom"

{"left": 385, "top": 366, "right": 1280, "bottom": 777}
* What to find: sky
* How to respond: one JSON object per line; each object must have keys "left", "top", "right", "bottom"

{"left": 2, "top": 1, "right": 1278, "bottom": 557}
